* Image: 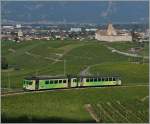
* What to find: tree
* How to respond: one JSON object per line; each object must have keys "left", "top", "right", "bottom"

{"left": 1, "top": 57, "right": 8, "bottom": 69}
{"left": 131, "top": 30, "right": 138, "bottom": 42}
{"left": 14, "top": 37, "right": 19, "bottom": 41}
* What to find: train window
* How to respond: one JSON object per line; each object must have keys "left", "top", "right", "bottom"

{"left": 45, "top": 80, "right": 49, "bottom": 84}
{"left": 86, "top": 78, "right": 89, "bottom": 82}
{"left": 102, "top": 78, "right": 105, "bottom": 81}
{"left": 113, "top": 78, "right": 116, "bottom": 81}
{"left": 59, "top": 80, "right": 62, "bottom": 83}
{"left": 90, "top": 78, "right": 93, "bottom": 82}
{"left": 98, "top": 78, "right": 101, "bottom": 81}
{"left": 73, "top": 79, "right": 77, "bottom": 82}
{"left": 50, "top": 80, "right": 53, "bottom": 84}
{"left": 63, "top": 80, "right": 66, "bottom": 83}
{"left": 54, "top": 80, "right": 58, "bottom": 84}
{"left": 109, "top": 78, "right": 112, "bottom": 81}
{"left": 29, "top": 82, "right": 32, "bottom": 85}
{"left": 25, "top": 81, "right": 28, "bottom": 84}
{"left": 94, "top": 78, "right": 97, "bottom": 82}
{"left": 105, "top": 78, "right": 108, "bottom": 81}
{"left": 23, "top": 81, "right": 26, "bottom": 84}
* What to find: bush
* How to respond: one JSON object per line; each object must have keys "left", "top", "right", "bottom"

{"left": 1, "top": 57, "right": 8, "bottom": 69}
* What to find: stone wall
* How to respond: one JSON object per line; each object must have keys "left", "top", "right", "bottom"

{"left": 95, "top": 34, "right": 132, "bottom": 42}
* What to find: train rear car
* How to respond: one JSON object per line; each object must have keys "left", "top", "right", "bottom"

{"left": 78, "top": 76, "right": 121, "bottom": 87}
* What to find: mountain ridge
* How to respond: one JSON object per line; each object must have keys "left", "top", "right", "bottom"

{"left": 1, "top": 1, "right": 149, "bottom": 24}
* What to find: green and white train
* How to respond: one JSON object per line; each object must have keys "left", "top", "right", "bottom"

{"left": 23, "top": 75, "right": 122, "bottom": 91}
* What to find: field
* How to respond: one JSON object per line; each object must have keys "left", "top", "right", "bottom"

{"left": 1, "top": 39, "right": 149, "bottom": 123}
{"left": 2, "top": 86, "right": 149, "bottom": 123}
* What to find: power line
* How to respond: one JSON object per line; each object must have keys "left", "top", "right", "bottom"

{"left": 7, "top": 72, "right": 10, "bottom": 90}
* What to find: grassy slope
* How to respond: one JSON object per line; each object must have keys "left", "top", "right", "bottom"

{"left": 2, "top": 86, "right": 149, "bottom": 123}
{"left": 2, "top": 40, "right": 131, "bottom": 88}
{"left": 1, "top": 40, "right": 149, "bottom": 123}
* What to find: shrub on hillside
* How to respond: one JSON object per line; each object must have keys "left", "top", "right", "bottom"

{"left": 1, "top": 57, "right": 8, "bottom": 69}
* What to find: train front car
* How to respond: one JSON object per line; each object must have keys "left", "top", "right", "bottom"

{"left": 23, "top": 76, "right": 69, "bottom": 91}
{"left": 78, "top": 76, "right": 121, "bottom": 87}
{"left": 23, "top": 78, "right": 36, "bottom": 91}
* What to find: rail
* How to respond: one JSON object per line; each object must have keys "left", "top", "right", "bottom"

{"left": 1, "top": 84, "right": 148, "bottom": 97}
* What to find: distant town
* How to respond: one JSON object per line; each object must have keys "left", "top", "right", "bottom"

{"left": 1, "top": 23, "right": 149, "bottom": 43}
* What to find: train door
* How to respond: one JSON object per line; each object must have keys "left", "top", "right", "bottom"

{"left": 79, "top": 77, "right": 84, "bottom": 87}
{"left": 68, "top": 78, "right": 71, "bottom": 88}
{"left": 71, "top": 78, "right": 78, "bottom": 87}
{"left": 35, "top": 80, "right": 39, "bottom": 90}
{"left": 116, "top": 77, "right": 122, "bottom": 85}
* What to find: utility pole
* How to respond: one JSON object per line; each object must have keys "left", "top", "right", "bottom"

{"left": 142, "top": 53, "right": 145, "bottom": 64}
{"left": 64, "top": 59, "right": 66, "bottom": 76}
{"left": 36, "top": 69, "right": 38, "bottom": 76}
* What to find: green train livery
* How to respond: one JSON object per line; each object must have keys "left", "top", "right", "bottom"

{"left": 23, "top": 75, "right": 122, "bottom": 91}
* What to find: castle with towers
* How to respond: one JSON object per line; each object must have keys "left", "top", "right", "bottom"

{"left": 95, "top": 23, "right": 132, "bottom": 42}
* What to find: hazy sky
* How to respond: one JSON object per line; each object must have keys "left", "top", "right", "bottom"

{"left": 1, "top": 1, "right": 149, "bottom": 24}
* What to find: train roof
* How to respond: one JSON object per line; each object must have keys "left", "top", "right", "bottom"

{"left": 24, "top": 75, "right": 120, "bottom": 80}
{"left": 24, "top": 75, "right": 68, "bottom": 80}
{"left": 80, "top": 75, "right": 120, "bottom": 78}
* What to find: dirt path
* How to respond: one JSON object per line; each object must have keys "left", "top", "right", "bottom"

{"left": 106, "top": 46, "right": 149, "bottom": 59}
{"left": 84, "top": 104, "right": 100, "bottom": 122}
{"left": 140, "top": 96, "right": 149, "bottom": 102}
{"left": 25, "top": 51, "right": 60, "bottom": 62}
{"left": 8, "top": 48, "right": 16, "bottom": 53}
{"left": 79, "top": 66, "right": 91, "bottom": 76}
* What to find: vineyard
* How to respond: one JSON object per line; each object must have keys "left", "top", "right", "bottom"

{"left": 87, "top": 99, "right": 149, "bottom": 123}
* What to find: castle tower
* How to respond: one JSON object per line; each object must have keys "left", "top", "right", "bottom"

{"left": 18, "top": 29, "right": 23, "bottom": 37}
{"left": 106, "top": 23, "right": 117, "bottom": 35}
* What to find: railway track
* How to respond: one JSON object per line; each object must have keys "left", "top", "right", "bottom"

{"left": 1, "top": 84, "right": 149, "bottom": 97}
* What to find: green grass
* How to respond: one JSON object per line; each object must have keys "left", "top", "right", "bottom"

{"left": 139, "top": 44, "right": 149, "bottom": 56}
{"left": 104, "top": 41, "right": 137, "bottom": 51}
{"left": 1, "top": 86, "right": 149, "bottom": 123}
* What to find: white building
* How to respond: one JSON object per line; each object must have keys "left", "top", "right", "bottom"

{"left": 85, "top": 28, "right": 97, "bottom": 32}
{"left": 2, "top": 26, "right": 14, "bottom": 29}
{"left": 18, "top": 30, "right": 23, "bottom": 37}
{"left": 95, "top": 23, "right": 132, "bottom": 42}
{"left": 16, "top": 24, "right": 22, "bottom": 28}
{"left": 70, "top": 28, "right": 82, "bottom": 32}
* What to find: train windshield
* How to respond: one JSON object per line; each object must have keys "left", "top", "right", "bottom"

{"left": 24, "top": 80, "right": 33, "bottom": 85}
{"left": 73, "top": 79, "right": 77, "bottom": 82}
